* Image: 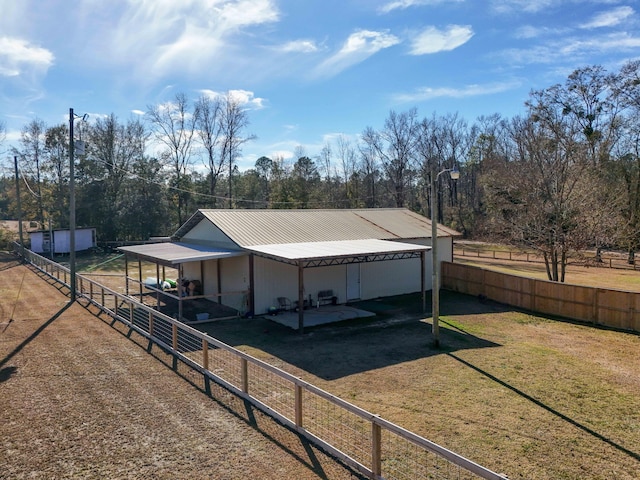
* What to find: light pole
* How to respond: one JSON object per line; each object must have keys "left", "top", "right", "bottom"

{"left": 69, "top": 108, "right": 87, "bottom": 302}
{"left": 431, "top": 164, "right": 459, "bottom": 348}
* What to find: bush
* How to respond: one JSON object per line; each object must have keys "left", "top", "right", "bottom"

{"left": 0, "top": 225, "right": 13, "bottom": 250}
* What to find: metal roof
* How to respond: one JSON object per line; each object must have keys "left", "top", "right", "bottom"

{"left": 247, "top": 238, "right": 430, "bottom": 267}
{"left": 174, "top": 208, "right": 460, "bottom": 248}
{"left": 118, "top": 242, "right": 245, "bottom": 266}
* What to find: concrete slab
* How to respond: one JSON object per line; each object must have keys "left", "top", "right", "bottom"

{"left": 265, "top": 305, "right": 375, "bottom": 329}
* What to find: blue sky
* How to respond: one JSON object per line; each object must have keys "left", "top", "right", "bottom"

{"left": 2, "top": 0, "right": 640, "bottom": 171}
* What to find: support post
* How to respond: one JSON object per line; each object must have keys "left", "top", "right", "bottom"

{"left": 138, "top": 258, "right": 143, "bottom": 301}
{"left": 248, "top": 254, "right": 255, "bottom": 316}
{"left": 14, "top": 156, "right": 24, "bottom": 259}
{"left": 421, "top": 250, "right": 426, "bottom": 314}
{"left": 241, "top": 358, "right": 249, "bottom": 393}
{"left": 202, "top": 339, "right": 209, "bottom": 371}
{"left": 69, "top": 108, "right": 76, "bottom": 302}
{"left": 172, "top": 323, "right": 178, "bottom": 351}
{"left": 295, "top": 383, "right": 303, "bottom": 427}
{"left": 125, "top": 255, "right": 130, "bottom": 295}
{"left": 372, "top": 419, "right": 382, "bottom": 477}
{"left": 298, "top": 261, "right": 304, "bottom": 334}
{"left": 431, "top": 169, "right": 440, "bottom": 347}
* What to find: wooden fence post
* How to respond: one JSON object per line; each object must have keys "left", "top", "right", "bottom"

{"left": 372, "top": 419, "right": 382, "bottom": 477}
{"left": 202, "top": 339, "right": 209, "bottom": 371}
{"left": 172, "top": 323, "right": 178, "bottom": 351}
{"left": 241, "top": 358, "right": 249, "bottom": 393}
{"left": 295, "top": 383, "right": 303, "bottom": 427}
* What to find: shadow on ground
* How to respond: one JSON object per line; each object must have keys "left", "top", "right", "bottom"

{"left": 199, "top": 291, "right": 503, "bottom": 380}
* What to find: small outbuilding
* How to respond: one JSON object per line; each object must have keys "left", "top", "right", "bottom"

{"left": 29, "top": 227, "right": 97, "bottom": 255}
{"left": 119, "top": 208, "right": 460, "bottom": 331}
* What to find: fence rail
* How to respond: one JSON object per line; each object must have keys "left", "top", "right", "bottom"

{"left": 14, "top": 244, "right": 506, "bottom": 480}
{"left": 442, "top": 261, "right": 640, "bottom": 333}
{"left": 454, "top": 246, "right": 640, "bottom": 271}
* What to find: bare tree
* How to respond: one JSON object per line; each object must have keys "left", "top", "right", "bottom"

{"left": 19, "top": 119, "right": 47, "bottom": 225}
{"left": 194, "top": 94, "right": 224, "bottom": 206}
{"left": 611, "top": 60, "right": 640, "bottom": 263}
{"left": 335, "top": 135, "right": 358, "bottom": 207}
{"left": 219, "top": 93, "right": 256, "bottom": 208}
{"left": 528, "top": 65, "right": 621, "bottom": 165}
{"left": 43, "top": 125, "right": 69, "bottom": 228}
{"left": 147, "top": 93, "right": 199, "bottom": 224}
{"left": 360, "top": 109, "right": 418, "bottom": 207}
{"left": 484, "top": 113, "right": 594, "bottom": 282}
{"left": 85, "top": 115, "right": 147, "bottom": 239}
{"left": 357, "top": 133, "right": 380, "bottom": 208}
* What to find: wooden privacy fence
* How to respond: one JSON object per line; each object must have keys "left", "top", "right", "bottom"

{"left": 442, "top": 262, "right": 640, "bottom": 333}
{"left": 15, "top": 245, "right": 506, "bottom": 480}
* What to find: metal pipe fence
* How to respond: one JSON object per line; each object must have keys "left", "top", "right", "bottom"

{"left": 14, "top": 244, "right": 506, "bottom": 480}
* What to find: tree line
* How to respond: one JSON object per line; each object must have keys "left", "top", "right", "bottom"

{"left": 2, "top": 61, "right": 640, "bottom": 281}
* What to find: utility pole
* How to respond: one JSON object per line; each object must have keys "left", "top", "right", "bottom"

{"left": 69, "top": 108, "right": 76, "bottom": 302}
{"left": 14, "top": 156, "right": 24, "bottom": 258}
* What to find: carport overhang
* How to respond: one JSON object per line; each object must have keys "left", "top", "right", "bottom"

{"left": 246, "top": 239, "right": 431, "bottom": 333}
{"left": 117, "top": 239, "right": 431, "bottom": 332}
{"left": 117, "top": 242, "right": 247, "bottom": 321}
{"left": 118, "top": 242, "right": 246, "bottom": 267}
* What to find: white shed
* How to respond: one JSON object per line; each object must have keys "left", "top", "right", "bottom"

{"left": 30, "top": 227, "right": 97, "bottom": 254}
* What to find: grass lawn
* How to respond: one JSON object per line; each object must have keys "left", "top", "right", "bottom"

{"left": 199, "top": 291, "right": 640, "bottom": 479}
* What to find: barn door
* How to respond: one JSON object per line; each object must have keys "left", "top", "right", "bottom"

{"left": 346, "top": 263, "right": 361, "bottom": 301}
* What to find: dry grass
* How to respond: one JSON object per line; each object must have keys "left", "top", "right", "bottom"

{"left": 0, "top": 253, "right": 362, "bottom": 480}
{"left": 3, "top": 250, "right": 640, "bottom": 479}
{"left": 198, "top": 254, "right": 640, "bottom": 480}
{"left": 455, "top": 251, "right": 640, "bottom": 292}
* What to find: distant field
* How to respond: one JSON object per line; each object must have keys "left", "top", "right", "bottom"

{"left": 454, "top": 242, "right": 640, "bottom": 292}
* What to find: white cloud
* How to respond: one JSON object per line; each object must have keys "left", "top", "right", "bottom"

{"left": 409, "top": 25, "right": 473, "bottom": 55}
{"left": 109, "top": 0, "right": 280, "bottom": 78}
{"left": 514, "top": 25, "right": 570, "bottom": 39}
{"left": 198, "top": 89, "right": 266, "bottom": 110}
{"left": 378, "top": 0, "right": 463, "bottom": 14}
{"left": 313, "top": 30, "right": 400, "bottom": 78}
{"left": 490, "top": 0, "right": 556, "bottom": 14}
{"left": 278, "top": 40, "right": 320, "bottom": 53}
{"left": 497, "top": 32, "right": 640, "bottom": 65}
{"left": 393, "top": 81, "right": 520, "bottom": 102}
{"left": 0, "top": 37, "right": 54, "bottom": 77}
{"left": 491, "top": 0, "right": 631, "bottom": 15}
{"left": 580, "top": 6, "right": 634, "bottom": 29}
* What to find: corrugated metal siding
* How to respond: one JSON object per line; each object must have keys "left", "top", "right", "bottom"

{"left": 194, "top": 208, "right": 457, "bottom": 247}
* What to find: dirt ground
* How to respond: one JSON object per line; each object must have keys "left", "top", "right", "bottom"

{"left": 0, "top": 253, "right": 362, "bottom": 480}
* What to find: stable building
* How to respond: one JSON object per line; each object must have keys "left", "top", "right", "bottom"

{"left": 119, "top": 208, "right": 460, "bottom": 331}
